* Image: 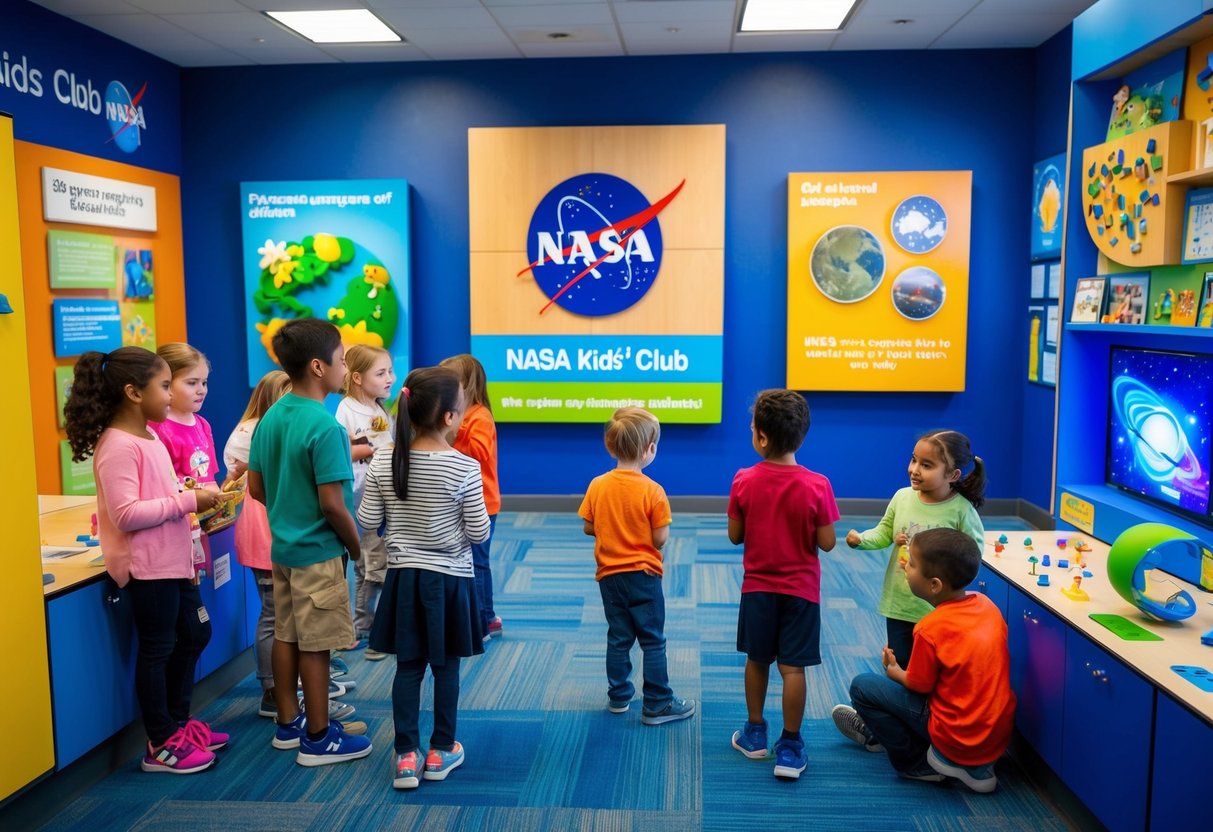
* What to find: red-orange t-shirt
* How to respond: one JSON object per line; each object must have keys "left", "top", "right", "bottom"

{"left": 453, "top": 403, "right": 500, "bottom": 515}
{"left": 904, "top": 592, "right": 1017, "bottom": 766}
{"left": 578, "top": 469, "right": 672, "bottom": 580}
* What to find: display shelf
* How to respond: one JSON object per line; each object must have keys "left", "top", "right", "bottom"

{"left": 1055, "top": 481, "right": 1213, "bottom": 547}
{"left": 1063, "top": 322, "right": 1213, "bottom": 336}
{"left": 1162, "top": 166, "right": 1213, "bottom": 186}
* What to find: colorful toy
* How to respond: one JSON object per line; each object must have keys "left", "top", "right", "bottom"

{"left": 997, "top": 534, "right": 1008, "bottom": 545}
{"left": 1028, "top": 555, "right": 1039, "bottom": 575}
{"left": 1061, "top": 569, "right": 1090, "bottom": 601}
{"left": 994, "top": 542, "right": 1004, "bottom": 555}
{"left": 1037, "top": 574, "right": 1050, "bottom": 587}
{"left": 1171, "top": 665, "right": 1213, "bottom": 692}
{"left": 1056, "top": 537, "right": 1067, "bottom": 549}
{"left": 1106, "top": 523, "right": 1202, "bottom": 621}
{"left": 1042, "top": 555, "right": 1051, "bottom": 567}
{"left": 1023, "top": 536, "right": 1033, "bottom": 551}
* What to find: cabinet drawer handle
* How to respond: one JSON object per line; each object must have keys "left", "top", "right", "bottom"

{"left": 1091, "top": 669, "right": 1108, "bottom": 682}
{"left": 978, "top": 581, "right": 987, "bottom": 590}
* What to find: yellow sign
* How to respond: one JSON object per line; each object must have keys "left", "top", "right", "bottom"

{"left": 786, "top": 171, "right": 971, "bottom": 391}
{"left": 1059, "top": 492, "right": 1096, "bottom": 535}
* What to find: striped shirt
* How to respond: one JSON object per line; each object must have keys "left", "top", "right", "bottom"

{"left": 357, "top": 447, "right": 490, "bottom": 577}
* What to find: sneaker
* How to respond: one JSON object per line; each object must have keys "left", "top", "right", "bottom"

{"left": 607, "top": 699, "right": 630, "bottom": 714}
{"left": 329, "top": 656, "right": 350, "bottom": 679}
{"left": 273, "top": 711, "right": 366, "bottom": 749}
{"left": 927, "top": 746, "right": 998, "bottom": 793}
{"left": 731, "top": 720, "right": 770, "bottom": 759}
{"left": 296, "top": 721, "right": 373, "bottom": 767}
{"left": 486, "top": 617, "right": 503, "bottom": 639}
{"left": 772, "top": 736, "right": 807, "bottom": 779}
{"left": 900, "top": 761, "right": 947, "bottom": 783}
{"left": 641, "top": 697, "right": 696, "bottom": 726}
{"left": 141, "top": 729, "right": 215, "bottom": 774}
{"left": 181, "top": 718, "right": 229, "bottom": 751}
{"left": 831, "top": 704, "right": 883, "bottom": 752}
{"left": 394, "top": 749, "right": 423, "bottom": 789}
{"left": 422, "top": 741, "right": 465, "bottom": 780}
{"left": 365, "top": 648, "right": 388, "bottom": 661}
{"left": 299, "top": 679, "right": 349, "bottom": 699}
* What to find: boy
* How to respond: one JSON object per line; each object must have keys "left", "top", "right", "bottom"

{"left": 579, "top": 407, "right": 695, "bottom": 726}
{"left": 832, "top": 527, "right": 1015, "bottom": 793}
{"left": 248, "top": 318, "right": 372, "bottom": 766}
{"left": 728, "top": 389, "right": 839, "bottom": 780}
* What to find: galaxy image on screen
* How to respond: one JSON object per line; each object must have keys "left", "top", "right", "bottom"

{"left": 1107, "top": 347, "right": 1212, "bottom": 521}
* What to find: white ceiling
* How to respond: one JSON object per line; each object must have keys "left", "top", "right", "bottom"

{"left": 29, "top": 0, "right": 1099, "bottom": 67}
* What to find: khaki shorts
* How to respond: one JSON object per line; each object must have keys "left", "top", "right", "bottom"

{"left": 273, "top": 557, "right": 355, "bottom": 652}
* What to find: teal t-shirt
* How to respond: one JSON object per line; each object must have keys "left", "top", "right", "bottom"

{"left": 248, "top": 393, "right": 355, "bottom": 568}
{"left": 855, "top": 487, "right": 986, "bottom": 623}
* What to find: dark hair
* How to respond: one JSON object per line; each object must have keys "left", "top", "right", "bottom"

{"left": 911, "top": 527, "right": 981, "bottom": 590}
{"left": 272, "top": 317, "right": 342, "bottom": 380}
{"left": 919, "top": 429, "right": 986, "bottom": 508}
{"left": 752, "top": 389, "right": 810, "bottom": 456}
{"left": 63, "top": 348, "right": 166, "bottom": 461}
{"left": 391, "top": 366, "right": 463, "bottom": 501}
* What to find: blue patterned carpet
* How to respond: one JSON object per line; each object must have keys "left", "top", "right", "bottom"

{"left": 38, "top": 513, "right": 1065, "bottom": 832}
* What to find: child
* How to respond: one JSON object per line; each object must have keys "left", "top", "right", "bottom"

{"left": 64, "top": 347, "right": 227, "bottom": 774}
{"left": 440, "top": 354, "right": 502, "bottom": 641}
{"left": 247, "top": 318, "right": 372, "bottom": 767}
{"left": 843, "top": 430, "right": 986, "bottom": 671}
{"left": 336, "top": 345, "right": 395, "bottom": 660}
{"left": 579, "top": 407, "right": 694, "bottom": 726}
{"left": 728, "top": 389, "right": 838, "bottom": 780}
{"left": 833, "top": 528, "right": 1015, "bottom": 792}
{"left": 358, "top": 366, "right": 490, "bottom": 790}
{"left": 155, "top": 343, "right": 220, "bottom": 489}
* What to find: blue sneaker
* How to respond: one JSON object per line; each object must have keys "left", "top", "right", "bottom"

{"left": 329, "top": 656, "right": 350, "bottom": 679}
{"left": 927, "top": 746, "right": 998, "bottom": 793}
{"left": 641, "top": 697, "right": 696, "bottom": 726}
{"left": 423, "top": 741, "right": 465, "bottom": 780}
{"left": 272, "top": 712, "right": 306, "bottom": 750}
{"left": 772, "top": 736, "right": 807, "bottom": 779}
{"left": 296, "top": 721, "right": 373, "bottom": 767}
{"left": 731, "top": 719, "right": 769, "bottom": 759}
{"left": 607, "top": 699, "right": 630, "bottom": 714}
{"left": 394, "top": 749, "right": 423, "bottom": 790}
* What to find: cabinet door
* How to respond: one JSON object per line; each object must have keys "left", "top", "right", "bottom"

{"left": 1061, "top": 631, "right": 1152, "bottom": 832}
{"left": 195, "top": 525, "right": 249, "bottom": 680}
{"left": 1007, "top": 588, "right": 1066, "bottom": 771}
{"left": 973, "top": 563, "right": 1009, "bottom": 621}
{"left": 1151, "top": 693, "right": 1210, "bottom": 830}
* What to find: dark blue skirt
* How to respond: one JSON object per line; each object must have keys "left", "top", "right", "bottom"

{"left": 369, "top": 567, "right": 484, "bottom": 666}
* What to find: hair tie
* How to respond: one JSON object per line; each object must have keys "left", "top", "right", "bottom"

{"left": 100, "top": 351, "right": 111, "bottom": 372}
{"left": 401, "top": 386, "right": 410, "bottom": 397}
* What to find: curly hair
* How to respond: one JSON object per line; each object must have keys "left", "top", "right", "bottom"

{"left": 752, "top": 389, "right": 810, "bottom": 457}
{"left": 64, "top": 348, "right": 166, "bottom": 462}
{"left": 391, "top": 365, "right": 463, "bottom": 501}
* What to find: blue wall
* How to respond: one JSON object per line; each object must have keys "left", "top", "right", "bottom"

{"left": 180, "top": 50, "right": 1042, "bottom": 499}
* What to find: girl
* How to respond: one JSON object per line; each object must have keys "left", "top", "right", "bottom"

{"left": 440, "top": 354, "right": 502, "bottom": 641}
{"left": 844, "top": 429, "right": 986, "bottom": 669}
{"left": 64, "top": 347, "right": 227, "bottom": 774}
{"left": 358, "top": 366, "right": 490, "bottom": 790}
{"left": 337, "top": 345, "right": 396, "bottom": 658}
{"left": 155, "top": 343, "right": 220, "bottom": 489}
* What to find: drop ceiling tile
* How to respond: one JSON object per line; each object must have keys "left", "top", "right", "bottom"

{"left": 126, "top": 0, "right": 247, "bottom": 12}
{"left": 932, "top": 12, "right": 1076, "bottom": 48}
{"left": 376, "top": 5, "right": 498, "bottom": 27}
{"left": 319, "top": 43, "right": 429, "bottom": 62}
{"left": 30, "top": 0, "right": 141, "bottom": 14}
{"left": 490, "top": 3, "right": 614, "bottom": 26}
{"left": 400, "top": 27, "right": 515, "bottom": 47}
{"left": 613, "top": 0, "right": 735, "bottom": 25}
{"left": 731, "top": 31, "right": 838, "bottom": 53}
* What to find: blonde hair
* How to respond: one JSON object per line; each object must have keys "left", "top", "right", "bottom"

{"left": 156, "top": 342, "right": 208, "bottom": 378}
{"left": 240, "top": 370, "right": 291, "bottom": 422}
{"left": 343, "top": 345, "right": 391, "bottom": 397}
{"left": 440, "top": 353, "right": 491, "bottom": 412}
{"left": 604, "top": 407, "right": 660, "bottom": 462}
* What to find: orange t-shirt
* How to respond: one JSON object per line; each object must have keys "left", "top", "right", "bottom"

{"left": 578, "top": 469, "right": 672, "bottom": 580}
{"left": 453, "top": 403, "right": 500, "bottom": 515}
{"left": 904, "top": 592, "right": 1016, "bottom": 766}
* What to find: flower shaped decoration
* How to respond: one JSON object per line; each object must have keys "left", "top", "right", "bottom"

{"left": 257, "top": 239, "right": 290, "bottom": 272}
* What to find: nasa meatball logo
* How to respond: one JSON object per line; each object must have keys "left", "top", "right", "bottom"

{"left": 520, "top": 173, "right": 683, "bottom": 316}
{"left": 104, "top": 80, "right": 147, "bottom": 153}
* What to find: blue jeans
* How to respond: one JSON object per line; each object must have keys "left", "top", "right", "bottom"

{"left": 472, "top": 514, "right": 497, "bottom": 630}
{"left": 393, "top": 657, "right": 460, "bottom": 753}
{"left": 598, "top": 571, "right": 672, "bottom": 710}
{"left": 886, "top": 618, "right": 916, "bottom": 670}
{"left": 849, "top": 671, "right": 931, "bottom": 773}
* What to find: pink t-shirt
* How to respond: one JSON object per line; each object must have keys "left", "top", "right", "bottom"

{"left": 727, "top": 461, "right": 840, "bottom": 603}
{"left": 155, "top": 414, "right": 219, "bottom": 486}
{"left": 93, "top": 427, "right": 198, "bottom": 587}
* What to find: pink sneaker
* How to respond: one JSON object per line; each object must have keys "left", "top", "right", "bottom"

{"left": 141, "top": 729, "right": 215, "bottom": 774}
{"left": 182, "top": 718, "right": 229, "bottom": 751}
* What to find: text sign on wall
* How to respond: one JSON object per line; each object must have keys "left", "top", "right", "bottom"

{"left": 786, "top": 171, "right": 972, "bottom": 392}
{"left": 41, "top": 166, "right": 157, "bottom": 232}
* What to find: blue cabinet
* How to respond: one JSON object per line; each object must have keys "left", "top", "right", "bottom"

{"left": 195, "top": 525, "right": 251, "bottom": 680}
{"left": 1007, "top": 586, "right": 1067, "bottom": 772}
{"left": 1151, "top": 693, "right": 1210, "bottom": 830}
{"left": 974, "top": 562, "right": 1009, "bottom": 621}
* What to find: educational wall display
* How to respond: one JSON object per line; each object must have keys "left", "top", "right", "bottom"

{"left": 1105, "top": 48, "right": 1185, "bottom": 141}
{"left": 41, "top": 167, "right": 156, "bottom": 232}
{"left": 239, "top": 180, "right": 410, "bottom": 388}
{"left": 1031, "top": 154, "right": 1066, "bottom": 260}
{"left": 467, "top": 125, "right": 725, "bottom": 423}
{"left": 786, "top": 171, "right": 971, "bottom": 392}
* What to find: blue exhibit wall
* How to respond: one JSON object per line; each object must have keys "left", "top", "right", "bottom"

{"left": 180, "top": 49, "right": 1041, "bottom": 499}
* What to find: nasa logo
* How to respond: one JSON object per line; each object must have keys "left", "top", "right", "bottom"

{"left": 520, "top": 173, "right": 683, "bottom": 316}
{"left": 104, "top": 80, "right": 147, "bottom": 153}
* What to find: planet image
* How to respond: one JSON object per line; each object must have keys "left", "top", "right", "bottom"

{"left": 809, "top": 225, "right": 885, "bottom": 303}
{"left": 891, "top": 195, "right": 947, "bottom": 254}
{"left": 1035, "top": 164, "right": 1062, "bottom": 233}
{"left": 891, "top": 266, "right": 945, "bottom": 320}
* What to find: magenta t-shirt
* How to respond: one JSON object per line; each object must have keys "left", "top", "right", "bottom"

{"left": 155, "top": 415, "right": 219, "bottom": 485}
{"left": 727, "top": 461, "right": 840, "bottom": 603}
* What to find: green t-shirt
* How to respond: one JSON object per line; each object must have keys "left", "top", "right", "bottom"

{"left": 855, "top": 487, "right": 986, "bottom": 623}
{"left": 248, "top": 393, "right": 354, "bottom": 568}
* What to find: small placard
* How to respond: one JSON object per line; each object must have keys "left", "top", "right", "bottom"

{"left": 41, "top": 167, "right": 157, "bottom": 232}
{"left": 58, "top": 440, "right": 96, "bottom": 496}
{"left": 52, "top": 298, "right": 122, "bottom": 357}
{"left": 48, "top": 230, "right": 118, "bottom": 289}
{"left": 212, "top": 553, "right": 231, "bottom": 589}
{"left": 1059, "top": 492, "right": 1095, "bottom": 534}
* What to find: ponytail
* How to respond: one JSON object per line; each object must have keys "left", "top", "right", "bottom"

{"left": 64, "top": 347, "right": 165, "bottom": 461}
{"left": 955, "top": 455, "right": 986, "bottom": 509}
{"left": 390, "top": 367, "right": 461, "bottom": 501}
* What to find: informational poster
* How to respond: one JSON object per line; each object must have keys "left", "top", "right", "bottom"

{"left": 1031, "top": 154, "right": 1065, "bottom": 260}
{"left": 239, "top": 179, "right": 410, "bottom": 388}
{"left": 54, "top": 365, "right": 73, "bottom": 428}
{"left": 52, "top": 298, "right": 121, "bottom": 357}
{"left": 1031, "top": 263, "right": 1047, "bottom": 298}
{"left": 58, "top": 440, "right": 95, "bottom": 496}
{"left": 41, "top": 167, "right": 157, "bottom": 232}
{"left": 48, "top": 230, "right": 117, "bottom": 288}
{"left": 468, "top": 125, "right": 725, "bottom": 423}
{"left": 786, "top": 171, "right": 972, "bottom": 392}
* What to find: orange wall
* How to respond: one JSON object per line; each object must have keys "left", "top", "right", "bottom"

{"left": 15, "top": 141, "right": 186, "bottom": 494}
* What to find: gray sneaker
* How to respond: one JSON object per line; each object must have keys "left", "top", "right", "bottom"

{"left": 927, "top": 745, "right": 998, "bottom": 793}
{"left": 831, "top": 704, "right": 883, "bottom": 752}
{"left": 641, "top": 697, "right": 696, "bottom": 726}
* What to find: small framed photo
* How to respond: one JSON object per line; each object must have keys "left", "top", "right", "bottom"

{"left": 1070, "top": 277, "right": 1106, "bottom": 323}
{"left": 1200, "top": 272, "right": 1213, "bottom": 327}
{"left": 1102, "top": 273, "right": 1150, "bottom": 324}
{"left": 1183, "top": 187, "right": 1213, "bottom": 264}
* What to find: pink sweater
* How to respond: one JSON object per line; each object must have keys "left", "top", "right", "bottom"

{"left": 93, "top": 427, "right": 198, "bottom": 587}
